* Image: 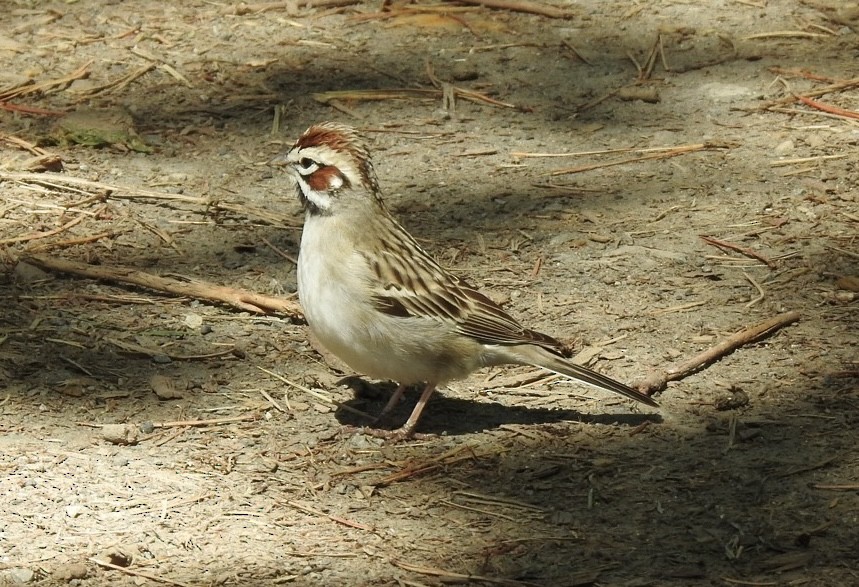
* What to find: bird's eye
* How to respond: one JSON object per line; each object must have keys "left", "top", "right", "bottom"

{"left": 298, "top": 157, "right": 316, "bottom": 170}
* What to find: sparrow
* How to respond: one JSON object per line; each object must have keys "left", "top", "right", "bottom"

{"left": 274, "top": 122, "right": 658, "bottom": 439}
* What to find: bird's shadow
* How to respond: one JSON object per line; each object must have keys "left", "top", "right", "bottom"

{"left": 334, "top": 378, "right": 661, "bottom": 436}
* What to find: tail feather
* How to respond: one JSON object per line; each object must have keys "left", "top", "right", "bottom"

{"left": 512, "top": 345, "right": 658, "bottom": 407}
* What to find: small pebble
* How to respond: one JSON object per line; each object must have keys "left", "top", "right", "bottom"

{"left": 101, "top": 423, "right": 140, "bottom": 446}
{"left": 714, "top": 388, "right": 750, "bottom": 411}
{"left": 105, "top": 550, "right": 133, "bottom": 567}
{"left": 4, "top": 567, "right": 35, "bottom": 583}
{"left": 150, "top": 374, "right": 183, "bottom": 400}
{"left": 13, "top": 262, "right": 50, "bottom": 285}
{"left": 773, "top": 139, "right": 794, "bottom": 155}
{"left": 53, "top": 563, "right": 88, "bottom": 582}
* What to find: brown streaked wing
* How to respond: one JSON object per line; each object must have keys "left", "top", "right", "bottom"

{"left": 366, "top": 211, "right": 566, "bottom": 353}
{"left": 367, "top": 244, "right": 565, "bottom": 354}
{"left": 369, "top": 263, "right": 467, "bottom": 325}
{"left": 452, "top": 280, "right": 566, "bottom": 353}
{"left": 368, "top": 218, "right": 469, "bottom": 324}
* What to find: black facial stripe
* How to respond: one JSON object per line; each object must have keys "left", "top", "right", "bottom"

{"left": 294, "top": 180, "right": 330, "bottom": 217}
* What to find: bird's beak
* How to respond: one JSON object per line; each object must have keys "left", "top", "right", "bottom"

{"left": 268, "top": 152, "right": 290, "bottom": 167}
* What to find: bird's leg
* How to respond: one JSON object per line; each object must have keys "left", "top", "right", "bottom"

{"left": 389, "top": 382, "right": 437, "bottom": 440}
{"left": 373, "top": 383, "right": 408, "bottom": 424}
{"left": 360, "top": 382, "right": 438, "bottom": 441}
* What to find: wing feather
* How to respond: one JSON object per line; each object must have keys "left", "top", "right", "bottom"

{"left": 367, "top": 218, "right": 564, "bottom": 355}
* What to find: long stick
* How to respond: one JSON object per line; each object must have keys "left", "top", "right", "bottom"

{"left": 549, "top": 142, "right": 731, "bottom": 176}
{"left": 757, "top": 76, "right": 859, "bottom": 109}
{"left": 455, "top": 0, "right": 572, "bottom": 19}
{"left": 21, "top": 254, "right": 302, "bottom": 317}
{"left": 88, "top": 558, "right": 190, "bottom": 587}
{"left": 636, "top": 311, "right": 801, "bottom": 394}
{"left": 700, "top": 234, "right": 775, "bottom": 267}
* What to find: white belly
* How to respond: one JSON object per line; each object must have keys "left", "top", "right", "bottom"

{"left": 297, "top": 214, "right": 481, "bottom": 384}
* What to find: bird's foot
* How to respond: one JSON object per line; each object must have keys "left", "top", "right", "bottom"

{"left": 345, "top": 425, "right": 433, "bottom": 443}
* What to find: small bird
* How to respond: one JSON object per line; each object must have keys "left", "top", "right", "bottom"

{"left": 275, "top": 122, "right": 657, "bottom": 439}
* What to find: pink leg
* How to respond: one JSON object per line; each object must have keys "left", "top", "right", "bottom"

{"left": 392, "top": 382, "right": 437, "bottom": 439}
{"left": 374, "top": 383, "right": 408, "bottom": 424}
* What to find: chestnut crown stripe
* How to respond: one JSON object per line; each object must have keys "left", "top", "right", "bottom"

{"left": 292, "top": 122, "right": 379, "bottom": 194}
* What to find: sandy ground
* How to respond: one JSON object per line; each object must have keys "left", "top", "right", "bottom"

{"left": 1, "top": 1, "right": 858, "bottom": 586}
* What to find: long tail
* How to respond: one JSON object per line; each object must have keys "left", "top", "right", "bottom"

{"left": 511, "top": 345, "right": 659, "bottom": 407}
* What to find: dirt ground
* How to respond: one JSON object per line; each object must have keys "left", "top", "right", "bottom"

{"left": 1, "top": 0, "right": 858, "bottom": 585}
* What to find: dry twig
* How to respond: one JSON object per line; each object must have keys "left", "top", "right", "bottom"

{"left": 756, "top": 76, "right": 859, "bottom": 110}
{"left": 561, "top": 39, "right": 591, "bottom": 64}
{"left": 105, "top": 337, "right": 244, "bottom": 361}
{"left": 0, "top": 102, "right": 65, "bottom": 116}
{"left": 72, "top": 63, "right": 156, "bottom": 98}
{"left": 89, "top": 558, "right": 190, "bottom": 587}
{"left": 795, "top": 94, "right": 859, "bottom": 120}
{"left": 0, "top": 61, "right": 91, "bottom": 101}
{"left": 26, "top": 230, "right": 122, "bottom": 253}
{"left": 454, "top": 0, "right": 573, "bottom": 19}
{"left": 548, "top": 142, "right": 732, "bottom": 176}
{"left": 812, "top": 483, "right": 859, "bottom": 491}
{"left": 1, "top": 172, "right": 296, "bottom": 226}
{"left": 770, "top": 154, "right": 847, "bottom": 167}
{"left": 150, "top": 415, "right": 259, "bottom": 428}
{"left": 227, "top": 0, "right": 361, "bottom": 13}
{"left": 0, "top": 214, "right": 86, "bottom": 246}
{"left": 351, "top": 5, "right": 479, "bottom": 22}
{"left": 766, "top": 67, "right": 844, "bottom": 83}
{"left": 743, "top": 271, "right": 765, "bottom": 307}
{"left": 313, "top": 86, "right": 528, "bottom": 111}
{"left": 1, "top": 133, "right": 54, "bottom": 156}
{"left": 700, "top": 235, "right": 775, "bottom": 268}
{"left": 744, "top": 31, "right": 830, "bottom": 40}
{"left": 1, "top": 172, "right": 206, "bottom": 204}
{"left": 636, "top": 311, "right": 801, "bottom": 394}
{"left": 373, "top": 445, "right": 479, "bottom": 486}
{"left": 284, "top": 500, "right": 376, "bottom": 533}
{"left": 20, "top": 254, "right": 302, "bottom": 317}
{"left": 256, "top": 366, "right": 375, "bottom": 421}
